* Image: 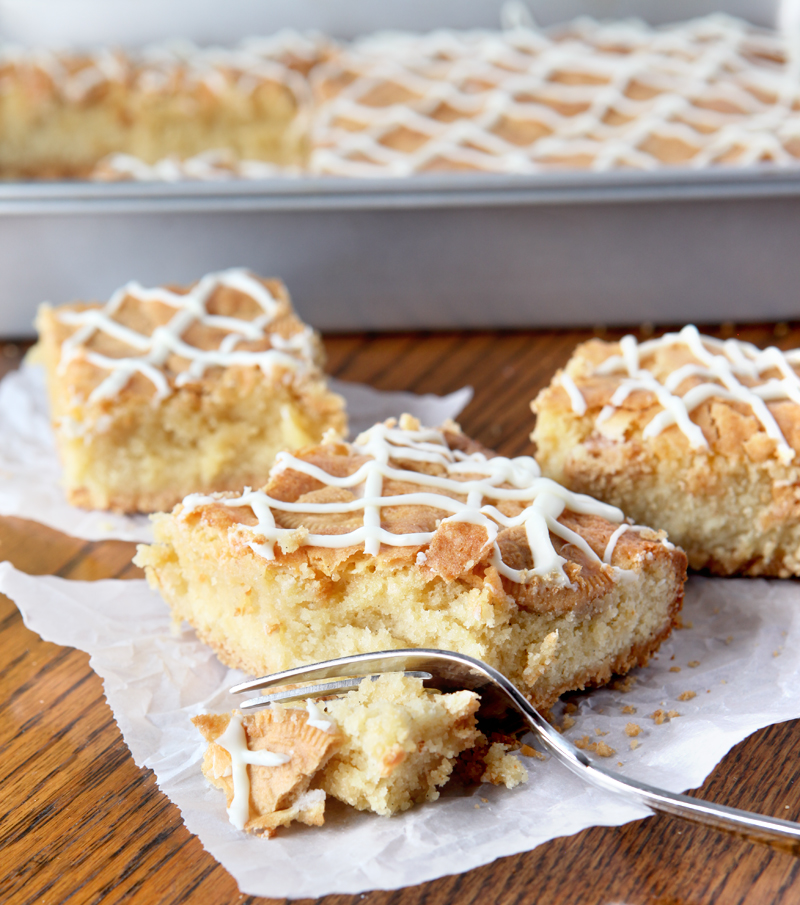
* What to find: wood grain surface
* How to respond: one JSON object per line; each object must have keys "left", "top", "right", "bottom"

{"left": 2, "top": 326, "right": 800, "bottom": 905}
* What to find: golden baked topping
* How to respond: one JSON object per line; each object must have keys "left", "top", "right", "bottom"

{"left": 558, "top": 325, "right": 800, "bottom": 463}
{"left": 51, "top": 269, "right": 320, "bottom": 403}
{"left": 182, "top": 416, "right": 641, "bottom": 587}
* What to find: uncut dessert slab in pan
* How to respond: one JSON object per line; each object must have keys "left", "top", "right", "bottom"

{"left": 1, "top": 0, "right": 799, "bottom": 336}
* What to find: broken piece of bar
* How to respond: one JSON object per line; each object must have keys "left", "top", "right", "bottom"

{"left": 194, "top": 673, "right": 525, "bottom": 836}
{"left": 35, "top": 268, "right": 346, "bottom": 513}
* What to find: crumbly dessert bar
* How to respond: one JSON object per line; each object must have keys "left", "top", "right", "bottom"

{"left": 193, "top": 674, "right": 525, "bottom": 836}
{"left": 532, "top": 325, "right": 800, "bottom": 576}
{"left": 309, "top": 15, "right": 800, "bottom": 177}
{"left": 135, "top": 415, "right": 686, "bottom": 709}
{"left": 35, "top": 268, "right": 346, "bottom": 513}
{"left": 0, "top": 33, "right": 326, "bottom": 178}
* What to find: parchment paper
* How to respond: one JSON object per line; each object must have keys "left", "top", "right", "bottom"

{"left": 0, "top": 364, "right": 471, "bottom": 543}
{"left": 2, "top": 561, "right": 799, "bottom": 898}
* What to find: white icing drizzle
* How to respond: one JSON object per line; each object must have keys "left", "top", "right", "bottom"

{"left": 559, "top": 372, "right": 587, "bottom": 416}
{"left": 215, "top": 712, "right": 291, "bottom": 831}
{"left": 56, "top": 268, "right": 316, "bottom": 402}
{"left": 603, "top": 522, "right": 630, "bottom": 563}
{"left": 309, "top": 14, "right": 800, "bottom": 177}
{"left": 91, "top": 150, "right": 300, "bottom": 183}
{"left": 182, "top": 421, "right": 631, "bottom": 587}
{"left": 574, "top": 324, "right": 800, "bottom": 464}
{"left": 305, "top": 699, "right": 335, "bottom": 733}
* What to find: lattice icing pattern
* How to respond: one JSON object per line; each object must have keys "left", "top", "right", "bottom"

{"left": 182, "top": 420, "right": 636, "bottom": 586}
{"left": 0, "top": 31, "right": 322, "bottom": 105}
{"left": 309, "top": 14, "right": 800, "bottom": 176}
{"left": 564, "top": 324, "right": 800, "bottom": 465}
{"left": 56, "top": 268, "right": 318, "bottom": 403}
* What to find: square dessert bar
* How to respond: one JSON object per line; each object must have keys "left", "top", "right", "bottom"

{"left": 135, "top": 416, "right": 686, "bottom": 710}
{"left": 532, "top": 325, "right": 800, "bottom": 575}
{"left": 35, "top": 268, "right": 346, "bottom": 513}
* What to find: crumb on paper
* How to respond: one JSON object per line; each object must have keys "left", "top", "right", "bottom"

{"left": 564, "top": 702, "right": 578, "bottom": 715}
{"left": 725, "top": 636, "right": 734, "bottom": 645}
{"left": 688, "top": 660, "right": 700, "bottom": 668}
{"left": 667, "top": 710, "right": 680, "bottom": 719}
{"left": 561, "top": 714, "right": 576, "bottom": 731}
{"left": 519, "top": 745, "right": 545, "bottom": 760}
{"left": 669, "top": 666, "right": 681, "bottom": 673}
{"left": 625, "top": 723, "right": 642, "bottom": 737}
{"left": 677, "top": 691, "right": 697, "bottom": 701}
{"left": 481, "top": 797, "right": 488, "bottom": 804}
{"left": 594, "top": 728, "right": 608, "bottom": 737}
{"left": 574, "top": 736, "right": 616, "bottom": 757}
{"left": 773, "top": 650, "right": 782, "bottom": 658}
{"left": 622, "top": 705, "right": 636, "bottom": 715}
{"left": 630, "top": 739, "right": 641, "bottom": 750}
{"left": 650, "top": 709, "right": 669, "bottom": 725}
{"left": 611, "top": 675, "right": 637, "bottom": 693}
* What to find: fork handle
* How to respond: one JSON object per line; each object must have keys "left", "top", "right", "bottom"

{"left": 519, "top": 696, "right": 800, "bottom": 852}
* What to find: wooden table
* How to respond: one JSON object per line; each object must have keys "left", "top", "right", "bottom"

{"left": 2, "top": 326, "right": 800, "bottom": 905}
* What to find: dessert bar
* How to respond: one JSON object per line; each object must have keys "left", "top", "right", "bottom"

{"left": 35, "top": 267, "right": 346, "bottom": 512}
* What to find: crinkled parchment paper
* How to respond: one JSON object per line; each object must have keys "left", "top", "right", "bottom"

{"left": 0, "top": 364, "right": 471, "bottom": 543}
{"left": 1, "top": 561, "right": 799, "bottom": 898}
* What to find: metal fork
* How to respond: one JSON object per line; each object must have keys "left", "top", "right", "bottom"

{"left": 231, "top": 648, "right": 800, "bottom": 851}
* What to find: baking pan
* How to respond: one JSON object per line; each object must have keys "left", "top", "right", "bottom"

{"left": 1, "top": 166, "right": 800, "bottom": 336}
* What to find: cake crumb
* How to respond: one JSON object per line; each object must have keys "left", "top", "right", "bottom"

{"left": 622, "top": 705, "right": 636, "bottom": 715}
{"left": 725, "top": 636, "right": 734, "bottom": 644}
{"left": 667, "top": 710, "right": 680, "bottom": 719}
{"left": 650, "top": 709, "right": 668, "bottom": 725}
{"left": 630, "top": 739, "right": 641, "bottom": 750}
{"left": 574, "top": 736, "right": 616, "bottom": 757}
{"left": 611, "top": 675, "right": 637, "bottom": 693}
{"left": 520, "top": 745, "right": 545, "bottom": 760}
{"left": 773, "top": 650, "right": 781, "bottom": 658}
{"left": 677, "top": 690, "right": 696, "bottom": 701}
{"left": 595, "top": 728, "right": 608, "bottom": 737}
{"left": 688, "top": 660, "right": 700, "bottom": 668}
{"left": 564, "top": 702, "right": 578, "bottom": 715}
{"left": 669, "top": 666, "right": 681, "bottom": 673}
{"left": 625, "top": 722, "right": 642, "bottom": 737}
{"left": 561, "top": 714, "right": 576, "bottom": 731}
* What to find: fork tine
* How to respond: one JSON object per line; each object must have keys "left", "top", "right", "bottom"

{"left": 236, "top": 672, "right": 434, "bottom": 711}
{"left": 230, "top": 649, "right": 460, "bottom": 696}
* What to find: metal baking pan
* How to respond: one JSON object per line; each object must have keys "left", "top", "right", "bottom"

{"left": 1, "top": 166, "right": 800, "bottom": 336}
{"left": 0, "top": 0, "right": 795, "bottom": 336}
